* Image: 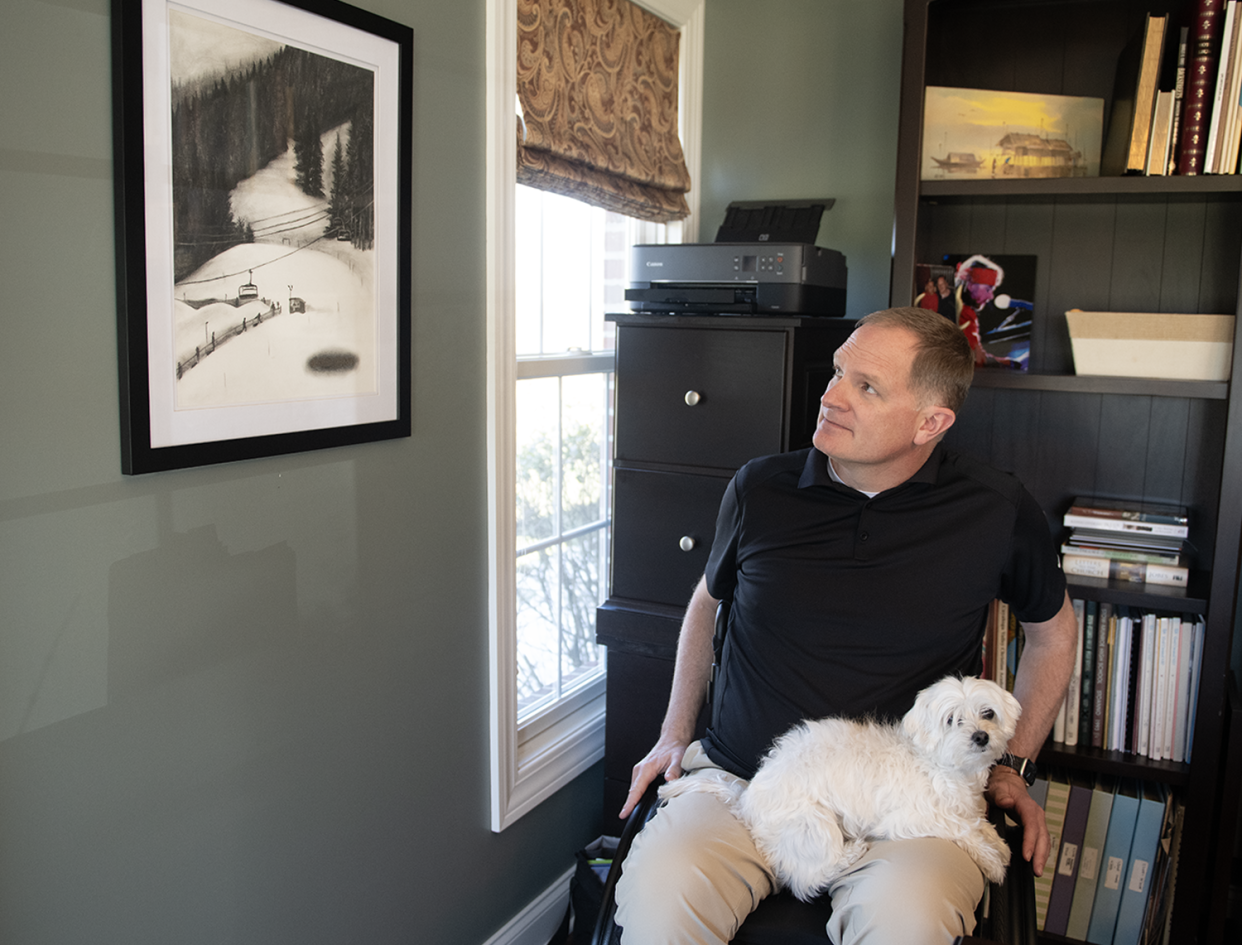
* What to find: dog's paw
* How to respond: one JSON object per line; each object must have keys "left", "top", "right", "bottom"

{"left": 961, "top": 828, "right": 1011, "bottom": 884}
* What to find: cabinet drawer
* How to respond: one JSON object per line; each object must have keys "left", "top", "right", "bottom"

{"left": 615, "top": 326, "right": 788, "bottom": 468}
{"left": 611, "top": 468, "right": 729, "bottom": 607}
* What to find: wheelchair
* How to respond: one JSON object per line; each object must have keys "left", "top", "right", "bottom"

{"left": 589, "top": 601, "right": 1038, "bottom": 945}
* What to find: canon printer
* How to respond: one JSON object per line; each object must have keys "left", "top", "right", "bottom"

{"left": 625, "top": 199, "right": 848, "bottom": 316}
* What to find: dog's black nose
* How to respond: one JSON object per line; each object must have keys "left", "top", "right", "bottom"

{"left": 972, "top": 730, "right": 989, "bottom": 748}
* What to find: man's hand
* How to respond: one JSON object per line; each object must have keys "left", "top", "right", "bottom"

{"left": 987, "top": 764, "right": 1050, "bottom": 876}
{"left": 619, "top": 738, "right": 691, "bottom": 819}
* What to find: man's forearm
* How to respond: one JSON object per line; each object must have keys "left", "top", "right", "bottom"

{"left": 1009, "top": 593, "right": 1079, "bottom": 760}
{"left": 660, "top": 576, "right": 718, "bottom": 744}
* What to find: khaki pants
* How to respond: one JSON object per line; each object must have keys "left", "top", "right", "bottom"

{"left": 614, "top": 742, "right": 986, "bottom": 945}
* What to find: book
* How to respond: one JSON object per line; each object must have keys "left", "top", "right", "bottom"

{"left": 1062, "top": 512, "right": 1189, "bottom": 538}
{"left": 1177, "top": 0, "right": 1228, "bottom": 175}
{"left": 1045, "top": 772, "right": 1095, "bottom": 935}
{"left": 1206, "top": 1, "right": 1239, "bottom": 172}
{"left": 1066, "top": 775, "right": 1117, "bottom": 940}
{"left": 1065, "top": 497, "right": 1189, "bottom": 527}
{"left": 1080, "top": 600, "right": 1098, "bottom": 746}
{"left": 1167, "top": 26, "right": 1191, "bottom": 173}
{"left": 1184, "top": 617, "right": 1205, "bottom": 760}
{"left": 1142, "top": 797, "right": 1184, "bottom": 945}
{"left": 1136, "top": 613, "right": 1157, "bottom": 756}
{"left": 1103, "top": 14, "right": 1169, "bottom": 174}
{"left": 1109, "top": 610, "right": 1134, "bottom": 751}
{"left": 1207, "top": 1, "right": 1237, "bottom": 170}
{"left": 1086, "top": 780, "right": 1141, "bottom": 944}
{"left": 1065, "top": 528, "right": 1186, "bottom": 555}
{"left": 1112, "top": 783, "right": 1168, "bottom": 945}
{"left": 1060, "top": 541, "right": 1181, "bottom": 567}
{"left": 1063, "top": 598, "right": 1085, "bottom": 747}
{"left": 1146, "top": 90, "right": 1176, "bottom": 174}
{"left": 994, "top": 599, "right": 1011, "bottom": 688}
{"left": 1220, "top": 3, "right": 1242, "bottom": 172}
{"left": 1170, "top": 617, "right": 1193, "bottom": 761}
{"left": 1036, "top": 772, "right": 1071, "bottom": 931}
{"left": 1061, "top": 554, "right": 1190, "bottom": 588}
{"left": 1092, "top": 602, "right": 1113, "bottom": 749}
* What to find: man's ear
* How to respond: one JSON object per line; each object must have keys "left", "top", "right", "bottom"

{"left": 914, "top": 406, "right": 956, "bottom": 445}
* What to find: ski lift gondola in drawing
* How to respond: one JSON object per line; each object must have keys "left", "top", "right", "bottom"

{"left": 238, "top": 269, "right": 259, "bottom": 302}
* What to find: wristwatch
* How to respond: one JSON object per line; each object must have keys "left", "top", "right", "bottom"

{"left": 995, "top": 752, "right": 1037, "bottom": 786}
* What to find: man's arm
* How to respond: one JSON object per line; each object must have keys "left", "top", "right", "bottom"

{"left": 618, "top": 575, "right": 719, "bottom": 818}
{"left": 987, "top": 591, "right": 1079, "bottom": 875}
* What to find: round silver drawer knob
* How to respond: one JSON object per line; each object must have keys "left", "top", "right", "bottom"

{"left": 679, "top": 536, "right": 696, "bottom": 552}
{"left": 684, "top": 390, "right": 701, "bottom": 406}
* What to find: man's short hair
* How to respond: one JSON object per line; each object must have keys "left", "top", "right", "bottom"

{"left": 856, "top": 306, "right": 974, "bottom": 413}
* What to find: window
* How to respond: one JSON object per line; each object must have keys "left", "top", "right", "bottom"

{"left": 487, "top": 0, "right": 704, "bottom": 831}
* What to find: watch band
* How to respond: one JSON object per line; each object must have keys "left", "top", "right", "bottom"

{"left": 996, "top": 752, "right": 1037, "bottom": 786}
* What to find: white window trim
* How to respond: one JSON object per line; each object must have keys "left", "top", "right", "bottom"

{"left": 487, "top": 0, "right": 704, "bottom": 831}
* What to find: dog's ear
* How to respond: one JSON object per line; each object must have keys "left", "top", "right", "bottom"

{"left": 903, "top": 677, "right": 962, "bottom": 754}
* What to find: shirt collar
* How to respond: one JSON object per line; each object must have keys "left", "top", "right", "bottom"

{"left": 799, "top": 444, "right": 944, "bottom": 493}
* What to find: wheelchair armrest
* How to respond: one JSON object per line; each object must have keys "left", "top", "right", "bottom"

{"left": 978, "top": 804, "right": 1037, "bottom": 945}
{"left": 589, "top": 781, "right": 663, "bottom": 945}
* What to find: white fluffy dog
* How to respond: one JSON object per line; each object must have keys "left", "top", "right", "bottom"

{"left": 659, "top": 676, "right": 1021, "bottom": 901}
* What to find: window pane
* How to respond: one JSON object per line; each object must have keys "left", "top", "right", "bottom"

{"left": 516, "top": 544, "right": 557, "bottom": 711}
{"left": 515, "top": 185, "right": 636, "bottom": 358}
{"left": 516, "top": 376, "right": 559, "bottom": 547}
{"left": 561, "top": 372, "right": 609, "bottom": 529}
{"left": 560, "top": 530, "right": 605, "bottom": 687}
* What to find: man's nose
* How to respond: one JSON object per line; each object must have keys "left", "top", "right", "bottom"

{"left": 821, "top": 381, "right": 845, "bottom": 410}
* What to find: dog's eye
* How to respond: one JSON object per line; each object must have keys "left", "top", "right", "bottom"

{"left": 981, "top": 708, "right": 995, "bottom": 721}
{"left": 945, "top": 715, "right": 955, "bottom": 727}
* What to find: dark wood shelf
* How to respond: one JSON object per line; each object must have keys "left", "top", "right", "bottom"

{"left": 893, "top": 2, "right": 1242, "bottom": 940}
{"left": 1063, "top": 574, "right": 1209, "bottom": 614}
{"left": 971, "top": 370, "right": 1229, "bottom": 400}
{"left": 1040, "top": 742, "right": 1191, "bottom": 786}
{"left": 920, "top": 175, "right": 1242, "bottom": 199}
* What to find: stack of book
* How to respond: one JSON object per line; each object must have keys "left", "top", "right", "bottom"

{"left": 1105, "top": 2, "right": 1242, "bottom": 177}
{"left": 1033, "top": 772, "right": 1182, "bottom": 945}
{"left": 1061, "top": 497, "right": 1190, "bottom": 589}
{"left": 1051, "top": 599, "right": 1205, "bottom": 762}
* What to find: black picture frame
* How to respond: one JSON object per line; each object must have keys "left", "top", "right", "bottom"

{"left": 112, "top": 0, "right": 412, "bottom": 474}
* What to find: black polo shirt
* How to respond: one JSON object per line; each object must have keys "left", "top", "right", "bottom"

{"left": 701, "top": 444, "right": 1065, "bottom": 779}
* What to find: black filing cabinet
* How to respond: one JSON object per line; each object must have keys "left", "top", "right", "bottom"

{"left": 597, "top": 313, "right": 856, "bottom": 830}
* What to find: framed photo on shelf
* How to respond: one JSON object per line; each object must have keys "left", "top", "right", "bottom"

{"left": 922, "top": 86, "right": 1104, "bottom": 182}
{"left": 940, "top": 254, "right": 1038, "bottom": 371}
{"left": 112, "top": 0, "right": 412, "bottom": 474}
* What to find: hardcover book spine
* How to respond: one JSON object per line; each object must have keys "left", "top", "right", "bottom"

{"left": 1168, "top": 26, "right": 1190, "bottom": 173}
{"left": 1062, "top": 513, "right": 1189, "bottom": 537}
{"left": 1061, "top": 554, "right": 1190, "bottom": 587}
{"left": 1177, "top": 0, "right": 1227, "bottom": 174}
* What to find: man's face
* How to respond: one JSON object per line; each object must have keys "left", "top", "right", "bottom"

{"left": 812, "top": 323, "right": 932, "bottom": 476}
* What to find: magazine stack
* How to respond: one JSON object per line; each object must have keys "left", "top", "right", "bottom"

{"left": 1060, "top": 497, "right": 1190, "bottom": 589}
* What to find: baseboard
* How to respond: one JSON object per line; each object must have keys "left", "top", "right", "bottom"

{"left": 482, "top": 866, "right": 574, "bottom": 945}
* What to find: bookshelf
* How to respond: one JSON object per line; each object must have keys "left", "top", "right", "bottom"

{"left": 892, "top": 2, "right": 1242, "bottom": 943}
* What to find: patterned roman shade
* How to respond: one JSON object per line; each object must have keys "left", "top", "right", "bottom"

{"left": 516, "top": 0, "right": 691, "bottom": 222}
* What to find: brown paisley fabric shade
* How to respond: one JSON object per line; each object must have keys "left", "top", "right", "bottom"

{"left": 516, "top": 0, "right": 691, "bottom": 222}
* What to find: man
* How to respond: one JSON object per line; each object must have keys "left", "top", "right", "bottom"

{"left": 614, "top": 307, "right": 1078, "bottom": 945}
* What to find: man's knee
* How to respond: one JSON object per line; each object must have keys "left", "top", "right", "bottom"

{"left": 614, "top": 791, "right": 772, "bottom": 945}
{"left": 826, "top": 838, "right": 985, "bottom": 945}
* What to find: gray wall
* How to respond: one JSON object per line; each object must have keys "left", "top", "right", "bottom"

{"left": 0, "top": 1, "right": 903, "bottom": 943}
{"left": 700, "top": 0, "right": 904, "bottom": 320}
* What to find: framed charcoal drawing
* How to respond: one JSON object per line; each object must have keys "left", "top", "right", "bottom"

{"left": 112, "top": 0, "right": 412, "bottom": 474}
